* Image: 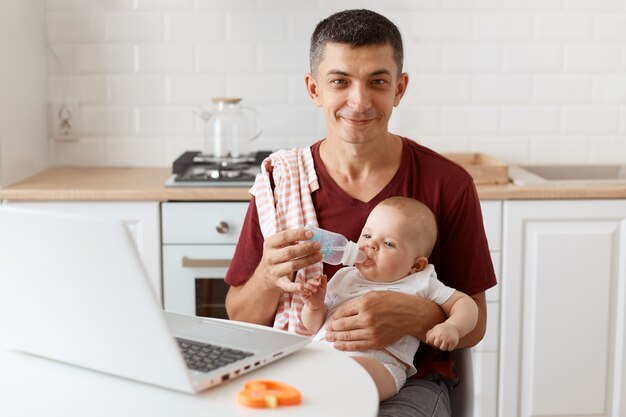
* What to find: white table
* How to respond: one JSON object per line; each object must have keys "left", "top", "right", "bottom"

{"left": 0, "top": 342, "right": 378, "bottom": 417}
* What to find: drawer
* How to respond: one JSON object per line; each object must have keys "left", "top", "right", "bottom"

{"left": 162, "top": 202, "right": 249, "bottom": 244}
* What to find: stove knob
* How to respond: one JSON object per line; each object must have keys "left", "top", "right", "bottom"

{"left": 216, "top": 221, "right": 230, "bottom": 234}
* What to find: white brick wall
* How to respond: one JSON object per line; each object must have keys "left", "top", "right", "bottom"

{"left": 46, "top": 0, "right": 626, "bottom": 167}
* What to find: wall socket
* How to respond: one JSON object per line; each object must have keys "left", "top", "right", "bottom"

{"left": 51, "top": 101, "right": 80, "bottom": 141}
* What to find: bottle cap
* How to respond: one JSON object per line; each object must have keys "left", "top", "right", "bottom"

{"left": 341, "top": 241, "right": 364, "bottom": 266}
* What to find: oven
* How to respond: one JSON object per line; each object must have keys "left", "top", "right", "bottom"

{"left": 161, "top": 202, "right": 249, "bottom": 318}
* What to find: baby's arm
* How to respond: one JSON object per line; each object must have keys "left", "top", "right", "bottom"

{"left": 425, "top": 291, "right": 478, "bottom": 351}
{"left": 300, "top": 275, "right": 328, "bottom": 334}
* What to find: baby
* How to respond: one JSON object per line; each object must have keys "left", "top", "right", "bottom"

{"left": 299, "top": 196, "right": 479, "bottom": 401}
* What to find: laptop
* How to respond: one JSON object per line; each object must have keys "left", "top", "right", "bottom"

{"left": 0, "top": 206, "right": 309, "bottom": 393}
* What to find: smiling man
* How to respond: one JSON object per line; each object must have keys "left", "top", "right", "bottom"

{"left": 225, "top": 9, "right": 496, "bottom": 417}
{"left": 304, "top": 40, "right": 407, "bottom": 203}
{"left": 306, "top": 42, "right": 407, "bottom": 148}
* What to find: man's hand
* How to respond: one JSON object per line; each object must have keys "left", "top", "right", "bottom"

{"left": 226, "top": 228, "right": 323, "bottom": 325}
{"left": 256, "top": 228, "right": 323, "bottom": 292}
{"left": 323, "top": 291, "right": 445, "bottom": 351}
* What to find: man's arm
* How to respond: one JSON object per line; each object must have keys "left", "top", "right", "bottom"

{"left": 225, "top": 228, "right": 322, "bottom": 325}
{"left": 322, "top": 290, "right": 487, "bottom": 351}
{"left": 225, "top": 274, "right": 283, "bottom": 326}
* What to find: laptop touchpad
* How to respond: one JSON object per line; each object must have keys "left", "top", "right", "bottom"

{"left": 178, "top": 318, "right": 255, "bottom": 343}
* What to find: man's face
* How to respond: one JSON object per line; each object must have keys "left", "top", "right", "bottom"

{"left": 355, "top": 205, "right": 421, "bottom": 283}
{"left": 306, "top": 42, "right": 408, "bottom": 144}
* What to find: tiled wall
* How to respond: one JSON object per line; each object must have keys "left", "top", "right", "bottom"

{"left": 46, "top": 0, "right": 626, "bottom": 167}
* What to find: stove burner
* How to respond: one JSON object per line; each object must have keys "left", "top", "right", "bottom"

{"left": 188, "top": 166, "right": 242, "bottom": 180}
{"left": 166, "top": 150, "right": 272, "bottom": 187}
{"left": 193, "top": 154, "right": 254, "bottom": 167}
{"left": 219, "top": 169, "right": 242, "bottom": 178}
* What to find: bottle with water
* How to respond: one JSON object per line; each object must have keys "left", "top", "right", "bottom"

{"left": 306, "top": 224, "right": 366, "bottom": 266}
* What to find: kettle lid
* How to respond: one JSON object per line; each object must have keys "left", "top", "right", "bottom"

{"left": 211, "top": 97, "right": 242, "bottom": 104}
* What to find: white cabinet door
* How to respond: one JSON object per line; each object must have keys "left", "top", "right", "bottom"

{"left": 2, "top": 201, "right": 162, "bottom": 302}
{"left": 501, "top": 200, "right": 626, "bottom": 417}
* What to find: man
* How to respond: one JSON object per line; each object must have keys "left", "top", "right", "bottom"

{"left": 225, "top": 9, "right": 496, "bottom": 417}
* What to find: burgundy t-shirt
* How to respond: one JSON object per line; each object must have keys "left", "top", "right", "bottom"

{"left": 225, "top": 137, "right": 497, "bottom": 379}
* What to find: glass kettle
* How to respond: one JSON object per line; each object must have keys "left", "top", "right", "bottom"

{"left": 193, "top": 98, "right": 263, "bottom": 159}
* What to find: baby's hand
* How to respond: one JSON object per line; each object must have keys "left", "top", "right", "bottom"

{"left": 425, "top": 322, "right": 460, "bottom": 351}
{"left": 300, "top": 275, "right": 327, "bottom": 309}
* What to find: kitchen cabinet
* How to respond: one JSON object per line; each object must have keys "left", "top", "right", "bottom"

{"left": 500, "top": 200, "right": 626, "bottom": 417}
{"left": 2, "top": 201, "right": 162, "bottom": 301}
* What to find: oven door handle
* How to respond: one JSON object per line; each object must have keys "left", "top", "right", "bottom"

{"left": 181, "top": 257, "right": 231, "bottom": 268}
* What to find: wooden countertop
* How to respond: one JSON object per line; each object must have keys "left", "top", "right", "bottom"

{"left": 0, "top": 167, "right": 250, "bottom": 201}
{"left": 1, "top": 167, "right": 626, "bottom": 201}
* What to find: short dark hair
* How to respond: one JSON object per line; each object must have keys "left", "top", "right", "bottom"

{"left": 309, "top": 9, "right": 404, "bottom": 76}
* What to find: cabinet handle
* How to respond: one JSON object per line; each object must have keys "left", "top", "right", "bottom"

{"left": 182, "top": 257, "right": 231, "bottom": 268}
{"left": 215, "top": 221, "right": 230, "bottom": 234}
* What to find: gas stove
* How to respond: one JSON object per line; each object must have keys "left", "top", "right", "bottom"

{"left": 164, "top": 150, "right": 272, "bottom": 187}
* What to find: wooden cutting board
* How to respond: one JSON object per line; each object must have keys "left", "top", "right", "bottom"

{"left": 444, "top": 153, "right": 509, "bottom": 185}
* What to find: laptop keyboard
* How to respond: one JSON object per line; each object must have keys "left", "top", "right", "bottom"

{"left": 176, "top": 338, "right": 254, "bottom": 373}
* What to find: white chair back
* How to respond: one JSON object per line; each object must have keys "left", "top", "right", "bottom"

{"left": 449, "top": 349, "right": 474, "bottom": 417}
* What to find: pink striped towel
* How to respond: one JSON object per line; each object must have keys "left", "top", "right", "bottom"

{"left": 249, "top": 147, "right": 322, "bottom": 335}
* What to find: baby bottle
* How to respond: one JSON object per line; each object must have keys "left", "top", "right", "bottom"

{"left": 305, "top": 224, "right": 367, "bottom": 266}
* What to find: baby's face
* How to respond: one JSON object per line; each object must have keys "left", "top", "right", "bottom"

{"left": 355, "top": 205, "right": 421, "bottom": 282}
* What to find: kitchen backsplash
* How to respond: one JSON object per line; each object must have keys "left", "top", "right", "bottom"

{"left": 46, "top": 0, "right": 626, "bottom": 167}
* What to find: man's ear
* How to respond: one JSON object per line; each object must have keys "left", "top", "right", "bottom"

{"left": 410, "top": 256, "right": 428, "bottom": 273}
{"left": 393, "top": 72, "right": 409, "bottom": 107}
{"left": 305, "top": 73, "right": 322, "bottom": 106}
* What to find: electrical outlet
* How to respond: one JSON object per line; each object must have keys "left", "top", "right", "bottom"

{"left": 52, "top": 101, "right": 80, "bottom": 141}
